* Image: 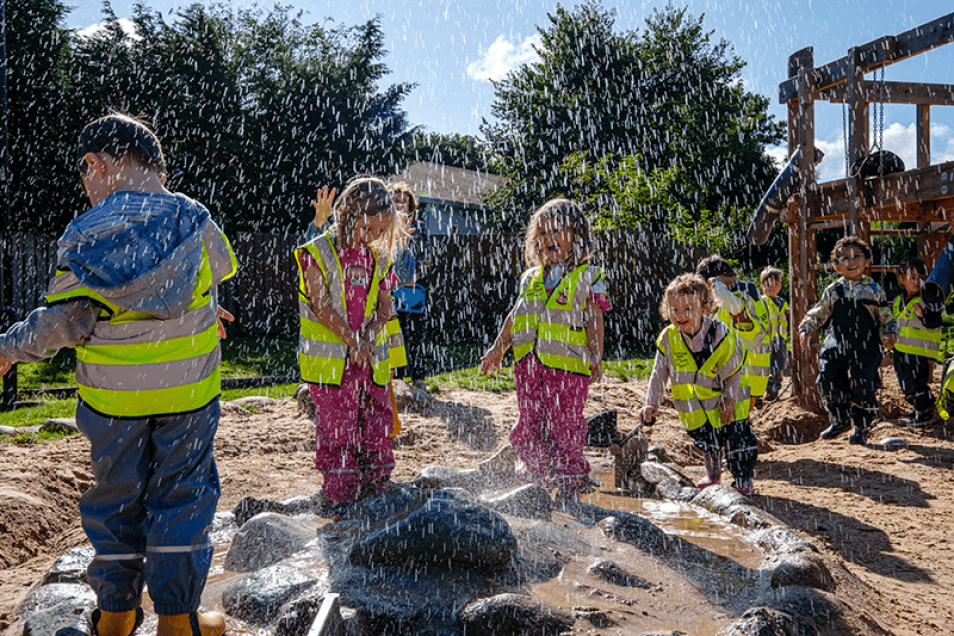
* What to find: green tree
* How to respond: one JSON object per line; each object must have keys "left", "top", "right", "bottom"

{"left": 406, "top": 131, "right": 488, "bottom": 171}
{"left": 483, "top": 1, "right": 783, "bottom": 244}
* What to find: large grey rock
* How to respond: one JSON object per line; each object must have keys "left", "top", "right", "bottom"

{"left": 274, "top": 590, "right": 326, "bottom": 636}
{"left": 413, "top": 465, "right": 490, "bottom": 494}
{"left": 42, "top": 547, "right": 95, "bottom": 585}
{"left": 18, "top": 585, "right": 96, "bottom": 636}
{"left": 716, "top": 606, "right": 817, "bottom": 636}
{"left": 587, "top": 560, "right": 654, "bottom": 589}
{"left": 479, "top": 444, "right": 521, "bottom": 487}
{"left": 223, "top": 559, "right": 327, "bottom": 624}
{"left": 478, "top": 484, "right": 552, "bottom": 521}
{"left": 224, "top": 512, "right": 318, "bottom": 572}
{"left": 339, "top": 590, "right": 435, "bottom": 636}
{"left": 757, "top": 585, "right": 840, "bottom": 630}
{"left": 458, "top": 593, "right": 574, "bottom": 636}
{"left": 232, "top": 492, "right": 332, "bottom": 526}
{"left": 349, "top": 491, "right": 517, "bottom": 574}
{"left": 17, "top": 583, "right": 96, "bottom": 615}
{"left": 640, "top": 462, "right": 697, "bottom": 500}
{"left": 597, "top": 514, "right": 674, "bottom": 556}
{"left": 771, "top": 554, "right": 835, "bottom": 592}
{"left": 692, "top": 486, "right": 773, "bottom": 529}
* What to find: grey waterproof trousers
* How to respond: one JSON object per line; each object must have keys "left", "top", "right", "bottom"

{"left": 76, "top": 399, "right": 220, "bottom": 614}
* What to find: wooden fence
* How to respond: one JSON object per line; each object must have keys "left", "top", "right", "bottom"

{"left": 1, "top": 228, "right": 698, "bottom": 357}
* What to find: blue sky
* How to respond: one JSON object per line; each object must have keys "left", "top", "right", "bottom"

{"left": 67, "top": 1, "right": 954, "bottom": 182}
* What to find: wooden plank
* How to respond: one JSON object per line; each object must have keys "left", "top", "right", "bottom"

{"left": 817, "top": 81, "right": 954, "bottom": 105}
{"left": 780, "top": 12, "right": 954, "bottom": 102}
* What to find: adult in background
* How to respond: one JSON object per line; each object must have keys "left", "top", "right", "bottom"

{"left": 390, "top": 182, "right": 431, "bottom": 390}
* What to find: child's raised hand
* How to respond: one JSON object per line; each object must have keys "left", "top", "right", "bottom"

{"left": 914, "top": 303, "right": 924, "bottom": 318}
{"left": 639, "top": 405, "right": 656, "bottom": 424}
{"left": 311, "top": 185, "right": 337, "bottom": 227}
{"left": 348, "top": 337, "right": 375, "bottom": 367}
{"left": 215, "top": 306, "right": 234, "bottom": 339}
{"left": 480, "top": 346, "right": 504, "bottom": 376}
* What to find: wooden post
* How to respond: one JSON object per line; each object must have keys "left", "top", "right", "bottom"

{"left": 847, "top": 47, "right": 869, "bottom": 240}
{"left": 917, "top": 104, "right": 931, "bottom": 257}
{"left": 788, "top": 50, "right": 821, "bottom": 408}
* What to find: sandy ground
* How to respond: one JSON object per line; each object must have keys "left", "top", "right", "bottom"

{"left": 1, "top": 366, "right": 953, "bottom": 635}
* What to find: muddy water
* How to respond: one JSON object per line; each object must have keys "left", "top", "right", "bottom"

{"left": 134, "top": 474, "right": 767, "bottom": 635}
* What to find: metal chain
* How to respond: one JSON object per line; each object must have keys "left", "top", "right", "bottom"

{"left": 842, "top": 102, "right": 850, "bottom": 177}
{"left": 877, "top": 65, "right": 885, "bottom": 152}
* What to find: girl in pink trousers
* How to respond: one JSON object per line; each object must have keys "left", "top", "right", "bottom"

{"left": 482, "top": 199, "right": 609, "bottom": 512}
{"left": 294, "top": 177, "right": 406, "bottom": 507}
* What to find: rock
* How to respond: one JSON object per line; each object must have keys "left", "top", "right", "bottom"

{"left": 223, "top": 560, "right": 327, "bottom": 624}
{"left": 478, "top": 484, "right": 552, "bottom": 521}
{"left": 878, "top": 436, "right": 907, "bottom": 449}
{"left": 771, "top": 554, "right": 836, "bottom": 592}
{"left": 295, "top": 384, "right": 315, "bottom": 420}
{"left": 349, "top": 491, "right": 517, "bottom": 574}
{"left": 597, "top": 514, "right": 674, "bottom": 555}
{"left": 232, "top": 491, "right": 333, "bottom": 526}
{"left": 479, "top": 445, "right": 521, "bottom": 487}
{"left": 224, "top": 512, "right": 318, "bottom": 572}
{"left": 22, "top": 601, "right": 94, "bottom": 636}
{"left": 459, "top": 593, "right": 574, "bottom": 636}
{"left": 574, "top": 606, "right": 611, "bottom": 628}
{"left": 639, "top": 631, "right": 689, "bottom": 636}
{"left": 42, "top": 546, "right": 95, "bottom": 585}
{"left": 339, "top": 590, "right": 432, "bottom": 636}
{"left": 39, "top": 418, "right": 79, "bottom": 434}
{"left": 647, "top": 445, "right": 672, "bottom": 463}
{"left": 17, "top": 583, "right": 96, "bottom": 615}
{"left": 414, "top": 465, "right": 490, "bottom": 494}
{"left": 640, "top": 462, "right": 697, "bottom": 500}
{"left": 585, "top": 409, "right": 618, "bottom": 447}
{"left": 716, "top": 606, "right": 817, "bottom": 636}
{"left": 692, "top": 485, "right": 750, "bottom": 513}
{"left": 273, "top": 590, "right": 326, "bottom": 636}
{"left": 757, "top": 585, "right": 840, "bottom": 629}
{"left": 754, "top": 527, "right": 817, "bottom": 557}
{"left": 587, "top": 560, "right": 653, "bottom": 589}
{"left": 210, "top": 511, "right": 239, "bottom": 544}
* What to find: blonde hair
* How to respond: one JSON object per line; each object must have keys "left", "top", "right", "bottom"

{"left": 331, "top": 176, "right": 407, "bottom": 256}
{"left": 760, "top": 266, "right": 783, "bottom": 284}
{"left": 524, "top": 199, "right": 592, "bottom": 268}
{"left": 659, "top": 273, "right": 712, "bottom": 321}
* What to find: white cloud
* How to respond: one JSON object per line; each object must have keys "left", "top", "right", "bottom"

{"left": 932, "top": 123, "right": 954, "bottom": 163}
{"left": 466, "top": 34, "right": 541, "bottom": 82}
{"left": 76, "top": 18, "right": 140, "bottom": 41}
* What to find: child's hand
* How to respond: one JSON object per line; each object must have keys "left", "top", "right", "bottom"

{"left": 311, "top": 185, "right": 337, "bottom": 227}
{"left": 215, "top": 306, "right": 234, "bottom": 339}
{"left": 721, "top": 402, "right": 734, "bottom": 426}
{"left": 589, "top": 359, "right": 603, "bottom": 384}
{"left": 881, "top": 333, "right": 898, "bottom": 349}
{"left": 481, "top": 345, "right": 504, "bottom": 376}
{"left": 348, "top": 337, "right": 375, "bottom": 367}
{"left": 639, "top": 405, "right": 656, "bottom": 424}
{"left": 915, "top": 303, "right": 924, "bottom": 318}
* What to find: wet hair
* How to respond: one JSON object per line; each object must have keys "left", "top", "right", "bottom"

{"left": 524, "top": 199, "right": 592, "bottom": 268}
{"left": 896, "top": 257, "right": 928, "bottom": 279}
{"left": 331, "top": 176, "right": 406, "bottom": 255}
{"left": 696, "top": 254, "right": 736, "bottom": 280}
{"left": 831, "top": 235, "right": 871, "bottom": 261}
{"left": 388, "top": 181, "right": 418, "bottom": 215}
{"left": 760, "top": 266, "right": 783, "bottom": 284}
{"left": 659, "top": 273, "right": 712, "bottom": 321}
{"left": 78, "top": 112, "right": 165, "bottom": 175}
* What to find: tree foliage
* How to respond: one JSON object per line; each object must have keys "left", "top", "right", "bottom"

{"left": 406, "top": 131, "right": 489, "bottom": 171}
{"left": 483, "top": 1, "right": 784, "bottom": 246}
{"left": 6, "top": 0, "right": 416, "bottom": 234}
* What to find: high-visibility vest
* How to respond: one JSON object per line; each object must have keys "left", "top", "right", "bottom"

{"left": 44, "top": 225, "right": 237, "bottom": 418}
{"left": 511, "top": 264, "right": 602, "bottom": 376}
{"left": 718, "top": 284, "right": 771, "bottom": 397}
{"left": 763, "top": 295, "right": 790, "bottom": 344}
{"left": 892, "top": 295, "right": 941, "bottom": 361}
{"left": 938, "top": 358, "right": 954, "bottom": 420}
{"left": 294, "top": 233, "right": 400, "bottom": 387}
{"left": 657, "top": 322, "right": 750, "bottom": 430}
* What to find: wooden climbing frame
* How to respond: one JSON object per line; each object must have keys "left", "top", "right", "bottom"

{"left": 780, "top": 13, "right": 954, "bottom": 407}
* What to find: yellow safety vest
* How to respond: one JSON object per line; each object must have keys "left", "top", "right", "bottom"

{"left": 657, "top": 322, "right": 750, "bottom": 431}
{"left": 938, "top": 358, "right": 954, "bottom": 420}
{"left": 892, "top": 295, "right": 941, "bottom": 361}
{"left": 762, "top": 295, "right": 790, "bottom": 344}
{"left": 718, "top": 285, "right": 771, "bottom": 397}
{"left": 511, "top": 264, "right": 601, "bottom": 376}
{"left": 44, "top": 226, "right": 237, "bottom": 418}
{"left": 294, "top": 233, "right": 402, "bottom": 387}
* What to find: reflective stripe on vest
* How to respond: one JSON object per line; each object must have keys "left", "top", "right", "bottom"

{"left": 43, "top": 235, "right": 233, "bottom": 418}
{"left": 658, "top": 323, "right": 749, "bottom": 431}
{"left": 511, "top": 265, "right": 597, "bottom": 376}
{"left": 294, "top": 233, "right": 394, "bottom": 386}
{"left": 763, "top": 295, "right": 790, "bottom": 343}
{"left": 892, "top": 295, "right": 941, "bottom": 360}
{"left": 718, "top": 290, "right": 770, "bottom": 396}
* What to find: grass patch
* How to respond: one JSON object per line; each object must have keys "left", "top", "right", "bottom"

{"left": 603, "top": 358, "right": 654, "bottom": 381}
{"left": 219, "top": 336, "right": 298, "bottom": 377}
{"left": 221, "top": 383, "right": 299, "bottom": 402}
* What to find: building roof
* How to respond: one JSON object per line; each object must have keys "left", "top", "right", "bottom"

{"left": 388, "top": 161, "right": 504, "bottom": 207}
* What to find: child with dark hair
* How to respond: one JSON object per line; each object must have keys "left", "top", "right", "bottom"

{"left": 0, "top": 112, "right": 237, "bottom": 636}
{"left": 760, "top": 266, "right": 789, "bottom": 401}
{"left": 892, "top": 257, "right": 942, "bottom": 426}
{"left": 799, "top": 235, "right": 897, "bottom": 444}
{"left": 696, "top": 255, "right": 771, "bottom": 405}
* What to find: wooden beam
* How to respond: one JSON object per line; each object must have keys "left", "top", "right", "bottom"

{"left": 817, "top": 81, "right": 954, "bottom": 105}
{"left": 779, "top": 12, "right": 954, "bottom": 102}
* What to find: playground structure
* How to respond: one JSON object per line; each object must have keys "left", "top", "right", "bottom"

{"left": 748, "top": 13, "right": 954, "bottom": 407}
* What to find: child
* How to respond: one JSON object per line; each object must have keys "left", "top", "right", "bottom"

{"left": 294, "top": 176, "right": 406, "bottom": 508}
{"left": 760, "top": 266, "right": 790, "bottom": 401}
{"left": 696, "top": 255, "right": 772, "bottom": 405}
{"left": 798, "top": 235, "right": 897, "bottom": 444}
{"left": 892, "top": 257, "right": 943, "bottom": 426}
{"left": 0, "top": 113, "right": 236, "bottom": 636}
{"left": 639, "top": 274, "right": 758, "bottom": 495}
{"left": 481, "top": 199, "right": 608, "bottom": 512}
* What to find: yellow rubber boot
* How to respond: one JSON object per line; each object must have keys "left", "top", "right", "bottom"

{"left": 93, "top": 609, "right": 140, "bottom": 636}
{"left": 156, "top": 611, "right": 227, "bottom": 636}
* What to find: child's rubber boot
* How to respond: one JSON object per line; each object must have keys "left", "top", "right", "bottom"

{"left": 847, "top": 426, "right": 869, "bottom": 445}
{"left": 732, "top": 478, "right": 755, "bottom": 496}
{"left": 819, "top": 420, "right": 850, "bottom": 439}
{"left": 92, "top": 608, "right": 144, "bottom": 636}
{"left": 156, "top": 611, "right": 227, "bottom": 636}
{"left": 696, "top": 450, "right": 722, "bottom": 488}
